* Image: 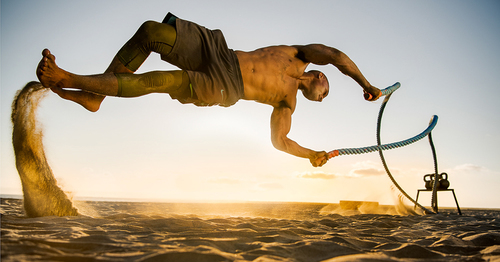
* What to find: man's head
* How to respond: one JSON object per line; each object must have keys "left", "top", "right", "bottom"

{"left": 301, "top": 70, "right": 329, "bottom": 102}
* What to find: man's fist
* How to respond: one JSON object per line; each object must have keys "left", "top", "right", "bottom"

{"left": 310, "top": 151, "right": 329, "bottom": 167}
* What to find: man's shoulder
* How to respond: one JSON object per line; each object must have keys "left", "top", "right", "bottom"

{"left": 249, "top": 45, "right": 299, "bottom": 55}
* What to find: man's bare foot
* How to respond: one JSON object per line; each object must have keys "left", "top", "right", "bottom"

{"left": 36, "top": 49, "right": 70, "bottom": 89}
{"left": 50, "top": 86, "right": 104, "bottom": 112}
{"left": 37, "top": 49, "right": 106, "bottom": 112}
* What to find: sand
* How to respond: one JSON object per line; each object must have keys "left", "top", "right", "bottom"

{"left": 2, "top": 198, "right": 500, "bottom": 262}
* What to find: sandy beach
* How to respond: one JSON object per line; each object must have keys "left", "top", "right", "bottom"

{"left": 2, "top": 198, "right": 499, "bottom": 262}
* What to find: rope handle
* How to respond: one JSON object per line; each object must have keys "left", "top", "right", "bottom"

{"left": 381, "top": 82, "right": 401, "bottom": 96}
{"left": 364, "top": 82, "right": 401, "bottom": 100}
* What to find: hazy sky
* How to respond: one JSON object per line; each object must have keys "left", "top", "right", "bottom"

{"left": 2, "top": 0, "right": 499, "bottom": 208}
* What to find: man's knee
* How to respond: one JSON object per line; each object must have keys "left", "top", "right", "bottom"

{"left": 137, "top": 21, "right": 159, "bottom": 40}
{"left": 136, "top": 20, "right": 176, "bottom": 50}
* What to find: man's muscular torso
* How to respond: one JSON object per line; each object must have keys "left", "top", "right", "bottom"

{"left": 236, "top": 45, "right": 309, "bottom": 111}
{"left": 234, "top": 45, "right": 332, "bottom": 167}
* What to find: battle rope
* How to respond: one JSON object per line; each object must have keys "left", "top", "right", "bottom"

{"left": 375, "top": 91, "right": 435, "bottom": 214}
{"left": 328, "top": 116, "right": 437, "bottom": 157}
{"left": 428, "top": 132, "right": 440, "bottom": 213}
{"left": 327, "top": 82, "right": 436, "bottom": 214}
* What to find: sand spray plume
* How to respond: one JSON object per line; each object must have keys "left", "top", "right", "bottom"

{"left": 11, "top": 81, "right": 78, "bottom": 217}
{"left": 391, "top": 186, "right": 420, "bottom": 216}
{"left": 317, "top": 184, "right": 423, "bottom": 216}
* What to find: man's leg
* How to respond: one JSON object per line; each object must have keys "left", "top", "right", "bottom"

{"left": 37, "top": 21, "right": 177, "bottom": 111}
{"left": 37, "top": 49, "right": 189, "bottom": 105}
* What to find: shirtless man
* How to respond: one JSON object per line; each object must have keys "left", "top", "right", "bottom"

{"left": 36, "top": 13, "right": 381, "bottom": 167}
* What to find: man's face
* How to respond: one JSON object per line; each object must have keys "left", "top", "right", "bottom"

{"left": 304, "top": 72, "right": 329, "bottom": 102}
{"left": 315, "top": 81, "right": 329, "bottom": 102}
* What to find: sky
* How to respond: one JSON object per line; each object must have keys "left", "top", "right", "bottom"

{"left": 1, "top": 0, "right": 500, "bottom": 208}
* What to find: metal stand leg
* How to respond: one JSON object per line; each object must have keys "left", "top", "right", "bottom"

{"left": 451, "top": 189, "right": 462, "bottom": 215}
{"left": 415, "top": 190, "right": 421, "bottom": 210}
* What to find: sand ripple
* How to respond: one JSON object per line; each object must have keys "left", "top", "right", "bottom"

{"left": 2, "top": 198, "right": 499, "bottom": 261}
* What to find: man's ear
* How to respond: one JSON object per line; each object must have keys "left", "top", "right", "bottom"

{"left": 319, "top": 72, "right": 325, "bottom": 79}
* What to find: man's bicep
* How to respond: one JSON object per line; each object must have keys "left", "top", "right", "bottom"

{"left": 295, "top": 44, "right": 341, "bottom": 65}
{"left": 270, "top": 107, "right": 292, "bottom": 147}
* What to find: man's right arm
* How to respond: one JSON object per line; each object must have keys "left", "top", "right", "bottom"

{"left": 294, "top": 44, "right": 380, "bottom": 100}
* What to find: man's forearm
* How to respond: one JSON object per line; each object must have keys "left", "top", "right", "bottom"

{"left": 333, "top": 52, "right": 371, "bottom": 89}
{"left": 273, "top": 136, "right": 317, "bottom": 159}
{"left": 273, "top": 138, "right": 328, "bottom": 167}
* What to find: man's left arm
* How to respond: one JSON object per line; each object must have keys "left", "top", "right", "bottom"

{"left": 295, "top": 44, "right": 381, "bottom": 101}
{"left": 270, "top": 106, "right": 329, "bottom": 167}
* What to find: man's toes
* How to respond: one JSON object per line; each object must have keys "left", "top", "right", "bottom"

{"left": 42, "top": 48, "right": 51, "bottom": 56}
{"left": 36, "top": 62, "right": 45, "bottom": 76}
{"left": 42, "top": 49, "right": 56, "bottom": 61}
{"left": 37, "top": 62, "right": 47, "bottom": 75}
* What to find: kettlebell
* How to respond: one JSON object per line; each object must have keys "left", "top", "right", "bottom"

{"left": 424, "top": 174, "right": 436, "bottom": 190}
{"left": 438, "top": 173, "right": 450, "bottom": 190}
